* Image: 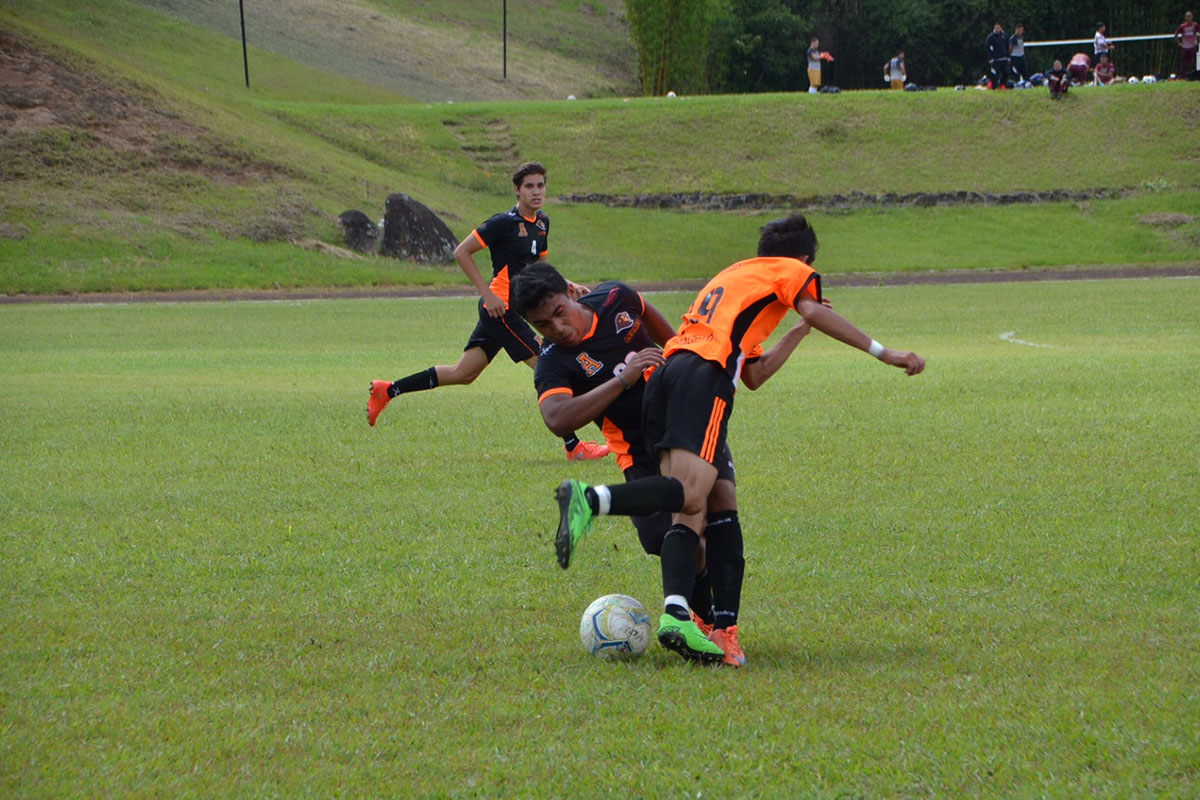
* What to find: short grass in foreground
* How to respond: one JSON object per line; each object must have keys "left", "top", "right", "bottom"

{"left": 1, "top": 278, "right": 1197, "bottom": 797}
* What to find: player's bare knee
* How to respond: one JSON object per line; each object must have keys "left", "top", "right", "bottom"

{"left": 679, "top": 493, "right": 708, "bottom": 520}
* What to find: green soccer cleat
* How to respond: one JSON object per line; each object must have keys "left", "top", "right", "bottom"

{"left": 656, "top": 613, "right": 725, "bottom": 663}
{"left": 554, "top": 478, "right": 595, "bottom": 569}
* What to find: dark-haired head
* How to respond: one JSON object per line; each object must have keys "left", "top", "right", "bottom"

{"left": 512, "top": 161, "right": 547, "bottom": 187}
{"left": 757, "top": 214, "right": 818, "bottom": 263}
{"left": 510, "top": 262, "right": 568, "bottom": 318}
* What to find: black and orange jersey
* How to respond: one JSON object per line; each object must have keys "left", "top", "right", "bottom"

{"left": 534, "top": 282, "right": 656, "bottom": 470}
{"left": 664, "top": 256, "right": 822, "bottom": 381}
{"left": 471, "top": 205, "right": 549, "bottom": 303}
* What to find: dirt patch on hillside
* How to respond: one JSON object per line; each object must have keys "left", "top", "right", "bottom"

{"left": 0, "top": 30, "right": 289, "bottom": 182}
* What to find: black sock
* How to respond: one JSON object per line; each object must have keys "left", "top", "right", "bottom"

{"left": 690, "top": 569, "right": 714, "bottom": 626}
{"left": 665, "top": 603, "right": 690, "bottom": 621}
{"left": 605, "top": 476, "right": 684, "bottom": 517}
{"left": 583, "top": 487, "right": 600, "bottom": 515}
{"left": 705, "top": 511, "right": 744, "bottom": 629}
{"left": 389, "top": 367, "right": 438, "bottom": 397}
{"left": 661, "top": 524, "right": 700, "bottom": 608}
{"left": 562, "top": 434, "right": 580, "bottom": 451}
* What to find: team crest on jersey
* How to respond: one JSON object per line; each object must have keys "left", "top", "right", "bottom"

{"left": 518, "top": 222, "right": 528, "bottom": 237}
{"left": 536, "top": 219, "right": 547, "bottom": 231}
{"left": 576, "top": 352, "right": 603, "bottom": 377}
{"left": 614, "top": 311, "right": 635, "bottom": 334}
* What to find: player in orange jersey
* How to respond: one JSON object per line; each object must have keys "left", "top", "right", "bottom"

{"left": 552, "top": 214, "right": 926, "bottom": 665}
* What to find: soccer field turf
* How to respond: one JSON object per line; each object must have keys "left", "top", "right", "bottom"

{"left": 2, "top": 277, "right": 1197, "bottom": 797}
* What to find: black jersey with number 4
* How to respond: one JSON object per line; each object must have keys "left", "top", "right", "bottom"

{"left": 471, "top": 206, "right": 549, "bottom": 304}
{"left": 534, "top": 281, "right": 656, "bottom": 470}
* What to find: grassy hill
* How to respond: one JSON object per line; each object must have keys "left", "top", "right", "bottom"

{"left": 1, "top": 0, "right": 1198, "bottom": 296}
{"left": 122, "top": 0, "right": 637, "bottom": 103}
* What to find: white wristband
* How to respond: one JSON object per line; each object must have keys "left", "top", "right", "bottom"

{"left": 868, "top": 339, "right": 886, "bottom": 358}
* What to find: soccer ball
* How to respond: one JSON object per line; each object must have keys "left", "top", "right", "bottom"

{"left": 579, "top": 594, "right": 651, "bottom": 659}
{"left": 1128, "top": 76, "right": 1139, "bottom": 84}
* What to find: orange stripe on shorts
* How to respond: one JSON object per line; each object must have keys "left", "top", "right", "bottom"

{"left": 701, "top": 397, "right": 726, "bottom": 463}
{"left": 501, "top": 313, "right": 539, "bottom": 358}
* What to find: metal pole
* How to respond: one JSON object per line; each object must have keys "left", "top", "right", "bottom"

{"left": 502, "top": 0, "right": 507, "bottom": 79}
{"left": 239, "top": 0, "right": 250, "bottom": 88}
{"left": 1024, "top": 33, "right": 1174, "bottom": 47}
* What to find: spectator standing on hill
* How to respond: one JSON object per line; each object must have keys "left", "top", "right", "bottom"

{"left": 1068, "top": 52, "right": 1091, "bottom": 85}
{"left": 366, "top": 161, "right": 610, "bottom": 462}
{"left": 1094, "top": 22, "right": 1115, "bottom": 67}
{"left": 1009, "top": 23, "right": 1028, "bottom": 82}
{"left": 1047, "top": 59, "right": 1070, "bottom": 99}
{"left": 1094, "top": 53, "right": 1116, "bottom": 85}
{"left": 885, "top": 49, "right": 906, "bottom": 89}
{"left": 1177, "top": 11, "right": 1199, "bottom": 76}
{"left": 807, "top": 37, "right": 833, "bottom": 94}
{"left": 986, "top": 22, "right": 1010, "bottom": 89}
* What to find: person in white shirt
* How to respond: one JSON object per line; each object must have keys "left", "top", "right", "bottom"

{"left": 884, "top": 49, "right": 906, "bottom": 89}
{"left": 1094, "top": 22, "right": 1115, "bottom": 67}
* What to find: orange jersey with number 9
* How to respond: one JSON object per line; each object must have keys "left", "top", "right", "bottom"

{"left": 664, "top": 257, "right": 821, "bottom": 380}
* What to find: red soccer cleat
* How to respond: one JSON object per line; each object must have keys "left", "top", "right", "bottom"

{"left": 367, "top": 380, "right": 392, "bottom": 427}
{"left": 690, "top": 610, "right": 714, "bottom": 638}
{"left": 566, "top": 440, "right": 610, "bottom": 461}
{"left": 709, "top": 625, "right": 746, "bottom": 668}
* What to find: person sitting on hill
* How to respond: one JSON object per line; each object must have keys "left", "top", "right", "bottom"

{"left": 1067, "top": 52, "right": 1091, "bottom": 85}
{"left": 1094, "top": 53, "right": 1116, "bottom": 85}
{"left": 1047, "top": 59, "right": 1070, "bottom": 99}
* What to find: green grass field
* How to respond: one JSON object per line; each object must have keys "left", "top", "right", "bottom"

{"left": 3, "top": 278, "right": 1197, "bottom": 797}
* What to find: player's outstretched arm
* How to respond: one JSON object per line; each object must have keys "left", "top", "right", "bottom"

{"left": 538, "top": 347, "right": 665, "bottom": 436}
{"left": 796, "top": 297, "right": 926, "bottom": 376}
{"left": 741, "top": 320, "right": 811, "bottom": 390}
{"left": 453, "top": 234, "right": 505, "bottom": 318}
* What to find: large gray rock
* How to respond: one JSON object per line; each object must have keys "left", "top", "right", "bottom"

{"left": 379, "top": 193, "right": 456, "bottom": 262}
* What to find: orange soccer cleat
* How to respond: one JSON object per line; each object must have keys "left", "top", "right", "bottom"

{"left": 708, "top": 625, "right": 746, "bottom": 668}
{"left": 690, "top": 610, "right": 714, "bottom": 638}
{"left": 367, "top": 380, "right": 392, "bottom": 427}
{"left": 566, "top": 440, "right": 610, "bottom": 461}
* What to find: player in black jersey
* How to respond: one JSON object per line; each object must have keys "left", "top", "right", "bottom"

{"left": 366, "top": 162, "right": 609, "bottom": 461}
{"left": 511, "top": 263, "right": 744, "bottom": 662}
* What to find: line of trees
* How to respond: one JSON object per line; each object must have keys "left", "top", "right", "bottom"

{"left": 624, "top": 0, "right": 1193, "bottom": 94}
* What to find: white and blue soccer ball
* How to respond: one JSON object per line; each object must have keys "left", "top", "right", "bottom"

{"left": 579, "top": 594, "right": 651, "bottom": 659}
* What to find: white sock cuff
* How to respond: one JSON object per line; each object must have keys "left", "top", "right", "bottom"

{"left": 664, "top": 594, "right": 689, "bottom": 612}
{"left": 593, "top": 484, "right": 612, "bottom": 516}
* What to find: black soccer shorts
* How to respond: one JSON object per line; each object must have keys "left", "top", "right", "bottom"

{"left": 641, "top": 350, "right": 736, "bottom": 466}
{"left": 464, "top": 299, "right": 541, "bottom": 363}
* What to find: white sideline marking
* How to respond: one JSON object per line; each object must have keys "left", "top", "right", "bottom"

{"left": 1000, "top": 331, "right": 1053, "bottom": 348}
